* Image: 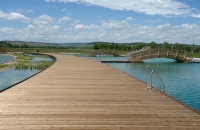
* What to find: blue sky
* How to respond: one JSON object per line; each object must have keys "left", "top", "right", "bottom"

{"left": 0, "top": 0, "right": 200, "bottom": 44}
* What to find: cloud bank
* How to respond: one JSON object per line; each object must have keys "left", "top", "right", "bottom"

{"left": 0, "top": 10, "right": 31, "bottom": 22}
{"left": 1, "top": 19, "right": 200, "bottom": 44}
{"left": 44, "top": 0, "right": 193, "bottom": 17}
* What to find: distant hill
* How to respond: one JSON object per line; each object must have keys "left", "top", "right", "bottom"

{"left": 86, "top": 42, "right": 112, "bottom": 45}
{"left": 86, "top": 42, "right": 146, "bottom": 46}
{"left": 4, "top": 41, "right": 52, "bottom": 47}
{"left": 123, "top": 42, "right": 147, "bottom": 45}
{"left": 49, "top": 43, "right": 88, "bottom": 47}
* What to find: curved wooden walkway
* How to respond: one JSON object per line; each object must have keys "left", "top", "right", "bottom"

{"left": 0, "top": 54, "right": 200, "bottom": 130}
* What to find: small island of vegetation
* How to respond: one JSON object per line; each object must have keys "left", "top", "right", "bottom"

{"left": 0, "top": 53, "right": 54, "bottom": 72}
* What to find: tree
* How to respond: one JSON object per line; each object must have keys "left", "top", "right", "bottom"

{"left": 92, "top": 43, "right": 99, "bottom": 50}
{"left": 134, "top": 43, "right": 145, "bottom": 50}
{"left": 5, "top": 42, "right": 13, "bottom": 48}
{"left": 147, "top": 41, "right": 157, "bottom": 49}
{"left": 20, "top": 43, "right": 29, "bottom": 48}
{"left": 162, "top": 41, "right": 170, "bottom": 49}
{"left": 183, "top": 44, "right": 190, "bottom": 52}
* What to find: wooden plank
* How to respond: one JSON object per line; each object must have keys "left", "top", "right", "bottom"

{"left": 0, "top": 54, "right": 200, "bottom": 130}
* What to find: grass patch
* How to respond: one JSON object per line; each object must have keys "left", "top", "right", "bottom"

{"left": 0, "top": 64, "right": 15, "bottom": 71}
{"left": 193, "top": 53, "right": 200, "bottom": 58}
{"left": 15, "top": 61, "right": 54, "bottom": 70}
{"left": 13, "top": 53, "right": 32, "bottom": 61}
{"left": 0, "top": 53, "right": 55, "bottom": 72}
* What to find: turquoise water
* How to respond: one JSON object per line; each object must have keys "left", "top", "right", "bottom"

{"left": 61, "top": 53, "right": 127, "bottom": 61}
{"left": 103, "top": 58, "right": 200, "bottom": 112}
{"left": 0, "top": 54, "right": 14, "bottom": 64}
{"left": 88, "top": 56, "right": 127, "bottom": 61}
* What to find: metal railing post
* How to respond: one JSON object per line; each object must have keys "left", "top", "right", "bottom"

{"left": 146, "top": 65, "right": 153, "bottom": 89}
{"left": 146, "top": 65, "right": 166, "bottom": 93}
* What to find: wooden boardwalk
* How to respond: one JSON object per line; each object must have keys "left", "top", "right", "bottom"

{"left": 0, "top": 54, "right": 200, "bottom": 130}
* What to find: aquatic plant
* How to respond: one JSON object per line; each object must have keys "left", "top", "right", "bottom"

{"left": 0, "top": 53, "right": 55, "bottom": 72}
{"left": 13, "top": 53, "right": 32, "bottom": 61}
{"left": 0, "top": 64, "right": 15, "bottom": 71}
{"left": 15, "top": 61, "right": 54, "bottom": 70}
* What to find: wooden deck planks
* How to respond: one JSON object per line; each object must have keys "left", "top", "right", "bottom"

{"left": 0, "top": 54, "right": 200, "bottom": 130}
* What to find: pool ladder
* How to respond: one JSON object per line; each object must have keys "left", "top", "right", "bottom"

{"left": 146, "top": 65, "right": 166, "bottom": 93}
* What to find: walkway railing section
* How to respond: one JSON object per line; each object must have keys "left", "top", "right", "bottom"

{"left": 146, "top": 65, "right": 166, "bottom": 93}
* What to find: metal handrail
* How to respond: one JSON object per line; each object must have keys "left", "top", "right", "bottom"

{"left": 146, "top": 65, "right": 154, "bottom": 89}
{"left": 151, "top": 70, "right": 165, "bottom": 93}
{"left": 146, "top": 65, "right": 166, "bottom": 93}
{"left": 97, "top": 55, "right": 101, "bottom": 61}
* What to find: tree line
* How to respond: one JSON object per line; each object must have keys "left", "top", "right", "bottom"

{"left": 92, "top": 42, "right": 200, "bottom": 53}
{"left": 0, "top": 41, "right": 68, "bottom": 49}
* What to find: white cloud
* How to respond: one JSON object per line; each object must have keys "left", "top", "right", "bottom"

{"left": 54, "top": 25, "right": 61, "bottom": 30}
{"left": 58, "top": 16, "right": 72, "bottom": 23}
{"left": 192, "top": 13, "right": 200, "bottom": 18}
{"left": 27, "top": 10, "right": 34, "bottom": 13}
{"left": 127, "top": 17, "right": 133, "bottom": 21}
{"left": 27, "top": 24, "right": 35, "bottom": 30}
{"left": 156, "top": 23, "right": 171, "bottom": 30}
{"left": 101, "top": 20, "right": 130, "bottom": 30}
{"left": 1, "top": 20, "right": 200, "bottom": 44}
{"left": 61, "top": 8, "right": 66, "bottom": 11}
{"left": 144, "top": 19, "right": 165, "bottom": 23}
{"left": 70, "top": 20, "right": 82, "bottom": 26}
{"left": 14, "top": 8, "right": 34, "bottom": 13}
{"left": 0, "top": 10, "right": 31, "bottom": 22}
{"left": 44, "top": 0, "right": 192, "bottom": 16}
{"left": 75, "top": 24, "right": 98, "bottom": 31}
{"left": 32, "top": 15, "right": 54, "bottom": 25}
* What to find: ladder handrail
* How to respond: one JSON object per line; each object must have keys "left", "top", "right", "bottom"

{"left": 146, "top": 65, "right": 166, "bottom": 93}
{"left": 150, "top": 70, "right": 166, "bottom": 93}
{"left": 146, "top": 65, "right": 154, "bottom": 88}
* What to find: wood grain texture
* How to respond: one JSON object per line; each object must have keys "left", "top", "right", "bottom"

{"left": 0, "top": 54, "right": 200, "bottom": 130}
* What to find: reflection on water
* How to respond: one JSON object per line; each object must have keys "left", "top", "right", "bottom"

{"left": 0, "top": 54, "right": 14, "bottom": 64}
{"left": 31, "top": 57, "right": 54, "bottom": 62}
{"left": 0, "top": 68, "right": 40, "bottom": 91}
{"left": 0, "top": 53, "right": 55, "bottom": 92}
{"left": 104, "top": 58, "right": 200, "bottom": 112}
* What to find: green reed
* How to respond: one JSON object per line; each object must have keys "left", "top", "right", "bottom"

{"left": 15, "top": 61, "right": 54, "bottom": 70}
{"left": 0, "top": 53, "right": 55, "bottom": 72}
{"left": 13, "top": 53, "right": 32, "bottom": 61}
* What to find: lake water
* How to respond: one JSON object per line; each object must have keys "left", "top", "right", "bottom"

{"left": 0, "top": 54, "right": 14, "bottom": 64}
{"left": 83, "top": 55, "right": 200, "bottom": 112}
{"left": 0, "top": 54, "right": 54, "bottom": 92}
{"left": 0, "top": 68, "right": 40, "bottom": 91}
{"left": 31, "top": 57, "right": 54, "bottom": 62}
